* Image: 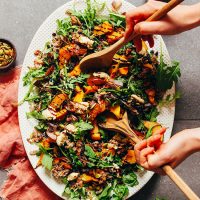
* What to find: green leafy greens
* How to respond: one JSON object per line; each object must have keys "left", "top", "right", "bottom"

{"left": 156, "top": 54, "right": 181, "bottom": 91}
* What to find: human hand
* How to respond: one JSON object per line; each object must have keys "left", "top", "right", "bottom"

{"left": 125, "top": 0, "right": 200, "bottom": 52}
{"left": 134, "top": 128, "right": 200, "bottom": 174}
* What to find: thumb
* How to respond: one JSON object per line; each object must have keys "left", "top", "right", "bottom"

{"left": 134, "top": 21, "right": 169, "bottom": 35}
{"left": 147, "top": 153, "right": 166, "bottom": 169}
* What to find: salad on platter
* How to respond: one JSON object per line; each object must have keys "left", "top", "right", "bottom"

{"left": 21, "top": 0, "right": 181, "bottom": 199}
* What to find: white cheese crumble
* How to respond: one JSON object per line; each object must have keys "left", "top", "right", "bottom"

{"left": 66, "top": 124, "right": 77, "bottom": 134}
{"left": 113, "top": 163, "right": 120, "bottom": 169}
{"left": 78, "top": 35, "right": 94, "bottom": 48}
{"left": 67, "top": 172, "right": 80, "bottom": 181}
{"left": 93, "top": 72, "right": 109, "bottom": 79}
{"left": 42, "top": 109, "right": 56, "bottom": 120}
{"left": 56, "top": 132, "right": 67, "bottom": 146}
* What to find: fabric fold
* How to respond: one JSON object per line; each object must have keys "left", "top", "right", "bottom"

{"left": 0, "top": 67, "right": 61, "bottom": 200}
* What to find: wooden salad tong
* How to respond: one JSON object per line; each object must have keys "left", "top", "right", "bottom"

{"left": 99, "top": 112, "right": 200, "bottom": 200}
{"left": 80, "top": 0, "right": 184, "bottom": 71}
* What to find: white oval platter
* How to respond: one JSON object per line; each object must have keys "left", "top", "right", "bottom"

{"left": 18, "top": 0, "right": 175, "bottom": 199}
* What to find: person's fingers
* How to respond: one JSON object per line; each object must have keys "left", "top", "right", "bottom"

{"left": 125, "top": 4, "right": 156, "bottom": 38}
{"left": 134, "top": 37, "right": 142, "bottom": 52}
{"left": 134, "top": 139, "right": 147, "bottom": 162}
{"left": 140, "top": 147, "right": 154, "bottom": 164}
{"left": 147, "top": 35, "right": 154, "bottom": 48}
{"left": 134, "top": 20, "right": 173, "bottom": 35}
{"left": 147, "top": 148, "right": 171, "bottom": 169}
{"left": 154, "top": 127, "right": 167, "bottom": 136}
{"left": 147, "top": 134, "right": 162, "bottom": 147}
{"left": 125, "top": 13, "right": 135, "bottom": 38}
{"left": 134, "top": 139, "right": 147, "bottom": 151}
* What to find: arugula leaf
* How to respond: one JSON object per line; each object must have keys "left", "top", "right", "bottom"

{"left": 156, "top": 54, "right": 181, "bottom": 91}
{"left": 75, "top": 121, "right": 93, "bottom": 134}
{"left": 109, "top": 13, "right": 125, "bottom": 27}
{"left": 64, "top": 187, "right": 80, "bottom": 200}
{"left": 84, "top": 145, "right": 96, "bottom": 159}
{"left": 26, "top": 110, "right": 46, "bottom": 120}
{"left": 69, "top": 148, "right": 83, "bottom": 168}
{"left": 63, "top": 74, "right": 89, "bottom": 97}
{"left": 98, "top": 184, "right": 112, "bottom": 200}
{"left": 36, "top": 143, "right": 53, "bottom": 156}
{"left": 42, "top": 154, "right": 53, "bottom": 170}
{"left": 112, "top": 183, "right": 129, "bottom": 200}
{"left": 35, "top": 121, "right": 48, "bottom": 132}
{"left": 56, "top": 18, "right": 78, "bottom": 37}
{"left": 145, "top": 127, "right": 153, "bottom": 139}
{"left": 145, "top": 107, "right": 159, "bottom": 122}
{"left": 159, "top": 91, "right": 181, "bottom": 107}
{"left": 23, "top": 67, "right": 46, "bottom": 86}
{"left": 122, "top": 172, "right": 139, "bottom": 187}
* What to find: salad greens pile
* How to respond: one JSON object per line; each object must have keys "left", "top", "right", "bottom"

{"left": 22, "top": 0, "right": 180, "bottom": 199}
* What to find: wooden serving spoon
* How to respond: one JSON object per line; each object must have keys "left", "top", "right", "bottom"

{"left": 99, "top": 112, "right": 200, "bottom": 200}
{"left": 80, "top": 0, "right": 184, "bottom": 72}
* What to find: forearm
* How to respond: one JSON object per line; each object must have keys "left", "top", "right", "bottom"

{"left": 189, "top": 128, "right": 200, "bottom": 153}
{"left": 186, "top": 3, "right": 200, "bottom": 31}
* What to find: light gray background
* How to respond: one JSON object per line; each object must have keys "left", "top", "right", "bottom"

{"left": 0, "top": 0, "right": 200, "bottom": 200}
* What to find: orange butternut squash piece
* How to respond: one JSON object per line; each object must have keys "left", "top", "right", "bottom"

{"left": 89, "top": 102, "right": 107, "bottom": 121}
{"left": 107, "top": 29, "right": 124, "bottom": 44}
{"left": 90, "top": 121, "right": 101, "bottom": 141}
{"left": 143, "top": 121, "right": 159, "bottom": 130}
{"left": 49, "top": 93, "right": 68, "bottom": 111}
{"left": 93, "top": 21, "right": 113, "bottom": 36}
{"left": 110, "top": 104, "right": 121, "bottom": 119}
{"left": 80, "top": 174, "right": 98, "bottom": 183}
{"left": 69, "top": 65, "right": 81, "bottom": 77}
{"left": 36, "top": 153, "right": 44, "bottom": 168}
{"left": 73, "top": 86, "right": 85, "bottom": 103}
{"left": 84, "top": 85, "right": 98, "bottom": 94}
{"left": 56, "top": 109, "right": 67, "bottom": 120}
{"left": 41, "top": 139, "right": 50, "bottom": 148}
{"left": 60, "top": 162, "right": 72, "bottom": 169}
{"left": 143, "top": 63, "right": 154, "bottom": 70}
{"left": 113, "top": 54, "right": 129, "bottom": 64}
{"left": 91, "top": 133, "right": 101, "bottom": 141}
{"left": 143, "top": 121, "right": 166, "bottom": 141}
{"left": 118, "top": 67, "right": 129, "bottom": 75}
{"left": 139, "top": 40, "right": 148, "bottom": 54}
{"left": 125, "top": 150, "right": 136, "bottom": 164}
{"left": 109, "top": 63, "right": 119, "bottom": 78}
{"left": 102, "top": 148, "right": 115, "bottom": 156}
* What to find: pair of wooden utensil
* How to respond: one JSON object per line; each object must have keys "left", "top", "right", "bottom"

{"left": 80, "top": 0, "right": 200, "bottom": 199}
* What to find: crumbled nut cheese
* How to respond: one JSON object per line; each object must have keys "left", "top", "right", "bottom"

{"left": 78, "top": 35, "right": 94, "bottom": 48}
{"left": 131, "top": 94, "right": 145, "bottom": 104}
{"left": 66, "top": 124, "right": 77, "bottom": 134}
{"left": 67, "top": 172, "right": 80, "bottom": 181}
{"left": 56, "top": 132, "right": 67, "bottom": 146}
{"left": 93, "top": 72, "right": 109, "bottom": 79}
{"left": 59, "top": 68, "right": 65, "bottom": 77}
{"left": 75, "top": 102, "right": 89, "bottom": 114}
{"left": 113, "top": 163, "right": 120, "bottom": 169}
{"left": 107, "top": 143, "right": 118, "bottom": 150}
{"left": 42, "top": 109, "right": 56, "bottom": 120}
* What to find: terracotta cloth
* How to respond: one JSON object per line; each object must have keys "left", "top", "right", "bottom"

{"left": 0, "top": 67, "right": 61, "bottom": 200}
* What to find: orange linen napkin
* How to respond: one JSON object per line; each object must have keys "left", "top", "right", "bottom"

{"left": 0, "top": 67, "right": 61, "bottom": 200}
